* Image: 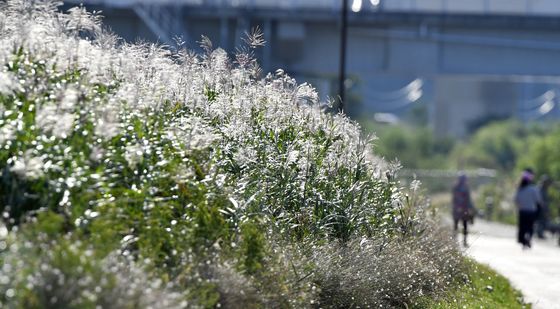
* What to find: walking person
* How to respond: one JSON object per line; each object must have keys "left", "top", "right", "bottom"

{"left": 536, "top": 175, "right": 552, "bottom": 239}
{"left": 452, "top": 173, "right": 474, "bottom": 247}
{"left": 515, "top": 170, "right": 542, "bottom": 249}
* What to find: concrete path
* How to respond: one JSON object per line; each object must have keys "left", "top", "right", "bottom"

{"left": 464, "top": 220, "right": 560, "bottom": 309}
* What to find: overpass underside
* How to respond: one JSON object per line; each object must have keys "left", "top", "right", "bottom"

{"left": 64, "top": 2, "right": 560, "bottom": 137}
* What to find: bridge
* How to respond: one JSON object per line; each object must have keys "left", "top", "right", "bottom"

{"left": 68, "top": 0, "right": 560, "bottom": 17}
{"left": 65, "top": 0, "right": 560, "bottom": 136}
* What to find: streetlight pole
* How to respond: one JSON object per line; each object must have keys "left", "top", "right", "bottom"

{"left": 338, "top": 0, "right": 348, "bottom": 113}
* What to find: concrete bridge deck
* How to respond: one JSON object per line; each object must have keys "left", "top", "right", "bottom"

{"left": 68, "top": 0, "right": 560, "bottom": 17}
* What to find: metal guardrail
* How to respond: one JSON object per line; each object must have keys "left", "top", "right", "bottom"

{"left": 399, "top": 168, "right": 497, "bottom": 178}
{"left": 67, "top": 0, "right": 560, "bottom": 16}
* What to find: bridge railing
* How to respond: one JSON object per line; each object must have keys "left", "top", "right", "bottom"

{"left": 383, "top": 0, "right": 560, "bottom": 16}
{"left": 69, "top": 0, "right": 341, "bottom": 10}
{"left": 68, "top": 0, "right": 560, "bottom": 16}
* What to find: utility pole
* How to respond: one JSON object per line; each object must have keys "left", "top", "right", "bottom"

{"left": 338, "top": 0, "right": 348, "bottom": 113}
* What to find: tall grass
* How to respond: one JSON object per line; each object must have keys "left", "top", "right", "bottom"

{"left": 0, "top": 1, "right": 463, "bottom": 307}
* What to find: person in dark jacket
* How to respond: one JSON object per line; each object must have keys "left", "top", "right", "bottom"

{"left": 536, "top": 175, "right": 552, "bottom": 239}
{"left": 452, "top": 173, "right": 474, "bottom": 247}
{"left": 515, "top": 170, "right": 543, "bottom": 249}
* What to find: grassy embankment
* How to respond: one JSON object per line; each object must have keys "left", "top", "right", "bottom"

{"left": 416, "top": 259, "right": 530, "bottom": 309}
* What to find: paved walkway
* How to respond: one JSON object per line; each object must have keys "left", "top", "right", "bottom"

{"left": 465, "top": 220, "right": 560, "bottom": 309}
